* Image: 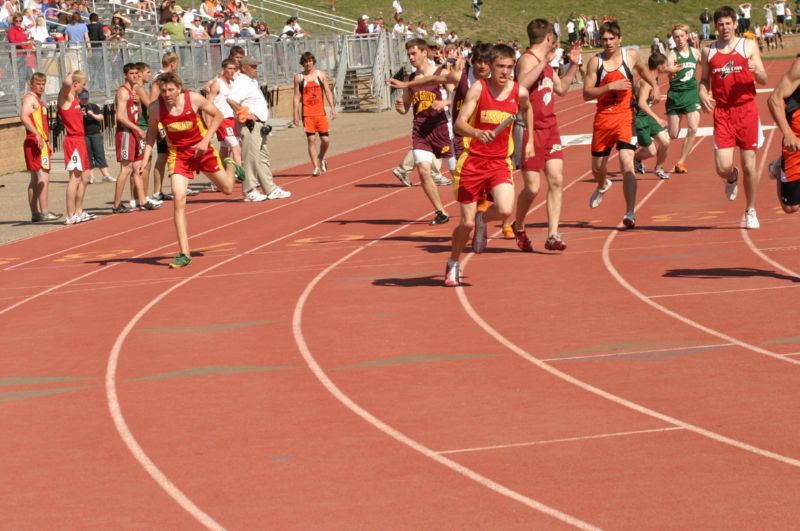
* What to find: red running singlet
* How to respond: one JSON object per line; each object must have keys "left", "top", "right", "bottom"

{"left": 708, "top": 38, "right": 756, "bottom": 107}
{"left": 463, "top": 78, "right": 521, "bottom": 159}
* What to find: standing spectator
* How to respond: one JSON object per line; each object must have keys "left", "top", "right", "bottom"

{"left": 227, "top": 56, "right": 292, "bottom": 201}
{"left": 739, "top": 3, "right": 752, "bottom": 31}
{"left": 585, "top": 15, "right": 595, "bottom": 47}
{"left": 432, "top": 14, "right": 447, "bottom": 41}
{"left": 355, "top": 14, "right": 369, "bottom": 34}
{"left": 577, "top": 14, "right": 586, "bottom": 46}
{"left": 29, "top": 14, "right": 48, "bottom": 42}
{"left": 158, "top": 0, "right": 175, "bottom": 24}
{"left": 553, "top": 16, "right": 561, "bottom": 42}
{"left": 392, "top": 0, "right": 402, "bottom": 21}
{"left": 291, "top": 16, "right": 306, "bottom": 37}
{"left": 700, "top": 7, "right": 711, "bottom": 40}
{"left": 163, "top": 11, "right": 186, "bottom": 42}
{"left": 566, "top": 14, "right": 577, "bottom": 43}
{"left": 776, "top": 1, "right": 786, "bottom": 34}
{"left": 86, "top": 12, "right": 105, "bottom": 90}
{"left": 472, "top": 0, "right": 482, "bottom": 21}
{"left": 415, "top": 20, "right": 427, "bottom": 38}
{"left": 392, "top": 17, "right": 405, "bottom": 36}
{"left": 786, "top": 4, "right": 794, "bottom": 33}
{"left": 7, "top": 13, "right": 35, "bottom": 89}
{"left": 78, "top": 90, "right": 116, "bottom": 183}
{"left": 765, "top": 2, "right": 775, "bottom": 28}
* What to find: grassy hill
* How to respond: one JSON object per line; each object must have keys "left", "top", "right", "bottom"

{"left": 298, "top": 0, "right": 787, "bottom": 46}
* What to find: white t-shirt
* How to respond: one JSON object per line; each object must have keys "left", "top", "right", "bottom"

{"left": 551, "top": 47, "right": 564, "bottom": 68}
{"left": 566, "top": 20, "right": 575, "bottom": 33}
{"left": 392, "top": 22, "right": 405, "bottom": 36}
{"left": 228, "top": 73, "right": 269, "bottom": 121}
{"left": 765, "top": 6, "right": 774, "bottom": 23}
{"left": 776, "top": 2, "right": 786, "bottom": 14}
{"left": 741, "top": 5, "right": 751, "bottom": 18}
{"left": 432, "top": 20, "right": 447, "bottom": 35}
{"left": 213, "top": 77, "right": 235, "bottom": 119}
{"left": 392, "top": 0, "right": 402, "bottom": 14}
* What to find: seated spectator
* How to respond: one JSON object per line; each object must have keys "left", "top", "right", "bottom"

{"left": 223, "top": 0, "right": 234, "bottom": 14}
{"left": 21, "top": 7, "right": 33, "bottom": 28}
{"left": 180, "top": 6, "right": 194, "bottom": 25}
{"left": 445, "top": 29, "right": 458, "bottom": 43}
{"left": 252, "top": 19, "right": 268, "bottom": 40}
{"left": 415, "top": 20, "right": 427, "bottom": 38}
{"left": 392, "top": 17, "right": 405, "bottom": 36}
{"left": 223, "top": 13, "right": 239, "bottom": 41}
{"left": 199, "top": 0, "right": 214, "bottom": 19}
{"left": 280, "top": 16, "right": 294, "bottom": 38}
{"left": 30, "top": 14, "right": 48, "bottom": 41}
{"left": 290, "top": 16, "right": 305, "bottom": 37}
{"left": 157, "top": 25, "right": 171, "bottom": 44}
{"left": 188, "top": 13, "right": 209, "bottom": 41}
{"left": 158, "top": 0, "right": 174, "bottom": 24}
{"left": 0, "top": 0, "right": 13, "bottom": 29}
{"left": 208, "top": 11, "right": 224, "bottom": 41}
{"left": 355, "top": 14, "right": 368, "bottom": 34}
{"left": 370, "top": 16, "right": 384, "bottom": 33}
{"left": 163, "top": 10, "right": 186, "bottom": 42}
{"left": 239, "top": 20, "right": 253, "bottom": 38}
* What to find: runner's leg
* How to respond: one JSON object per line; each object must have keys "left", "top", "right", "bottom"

{"left": 740, "top": 149, "right": 759, "bottom": 211}
{"left": 544, "top": 159, "right": 565, "bottom": 237}
{"left": 171, "top": 173, "right": 190, "bottom": 256}
{"left": 619, "top": 148, "right": 637, "bottom": 214}
{"left": 450, "top": 201, "right": 477, "bottom": 261}
{"left": 514, "top": 169, "right": 540, "bottom": 230}
{"left": 678, "top": 111, "right": 699, "bottom": 166}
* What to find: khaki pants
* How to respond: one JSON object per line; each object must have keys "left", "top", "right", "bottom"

{"left": 240, "top": 122, "right": 276, "bottom": 195}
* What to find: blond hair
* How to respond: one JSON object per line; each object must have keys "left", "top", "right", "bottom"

{"left": 672, "top": 23, "right": 691, "bottom": 36}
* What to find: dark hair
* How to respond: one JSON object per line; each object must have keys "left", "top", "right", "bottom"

{"left": 526, "top": 18, "right": 553, "bottom": 45}
{"left": 299, "top": 51, "right": 316, "bottom": 65}
{"left": 157, "top": 71, "right": 183, "bottom": 89}
{"left": 600, "top": 21, "right": 622, "bottom": 38}
{"left": 89, "top": 12, "right": 98, "bottom": 22}
{"left": 70, "top": 12, "right": 81, "bottom": 23}
{"left": 405, "top": 38, "right": 428, "bottom": 51}
{"left": 221, "top": 58, "right": 236, "bottom": 68}
{"left": 648, "top": 52, "right": 667, "bottom": 70}
{"left": 713, "top": 5, "right": 737, "bottom": 23}
{"left": 228, "top": 45, "right": 245, "bottom": 57}
{"left": 123, "top": 63, "right": 139, "bottom": 74}
{"left": 471, "top": 42, "right": 492, "bottom": 64}
{"left": 134, "top": 61, "right": 150, "bottom": 72}
{"left": 490, "top": 43, "right": 516, "bottom": 62}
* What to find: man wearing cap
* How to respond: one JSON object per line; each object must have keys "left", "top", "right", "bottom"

{"left": 355, "top": 14, "right": 369, "bottom": 35}
{"left": 227, "top": 55, "right": 291, "bottom": 201}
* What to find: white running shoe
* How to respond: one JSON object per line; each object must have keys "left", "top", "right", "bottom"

{"left": 321, "top": 159, "right": 328, "bottom": 173}
{"left": 589, "top": 179, "right": 613, "bottom": 208}
{"left": 725, "top": 168, "right": 739, "bottom": 201}
{"left": 655, "top": 167, "right": 669, "bottom": 180}
{"left": 267, "top": 187, "right": 292, "bottom": 200}
{"left": 744, "top": 208, "right": 760, "bottom": 229}
{"left": 393, "top": 167, "right": 412, "bottom": 187}
{"left": 634, "top": 159, "right": 645, "bottom": 174}
{"left": 622, "top": 211, "right": 636, "bottom": 229}
{"left": 78, "top": 211, "right": 96, "bottom": 222}
{"left": 433, "top": 175, "right": 453, "bottom": 186}
{"left": 88, "top": 173, "right": 95, "bottom": 184}
{"left": 64, "top": 214, "right": 81, "bottom": 225}
{"left": 444, "top": 259, "right": 460, "bottom": 287}
{"left": 244, "top": 190, "right": 268, "bottom": 202}
{"left": 103, "top": 175, "right": 117, "bottom": 183}
{"left": 148, "top": 195, "right": 164, "bottom": 206}
{"left": 129, "top": 199, "right": 137, "bottom": 209}
{"left": 312, "top": 167, "right": 321, "bottom": 176}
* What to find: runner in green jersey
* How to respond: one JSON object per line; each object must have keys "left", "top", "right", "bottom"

{"left": 665, "top": 24, "right": 701, "bottom": 173}
{"left": 634, "top": 52, "right": 672, "bottom": 192}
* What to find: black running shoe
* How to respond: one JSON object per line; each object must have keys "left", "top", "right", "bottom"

{"left": 429, "top": 210, "right": 449, "bottom": 225}
{"left": 111, "top": 203, "right": 133, "bottom": 214}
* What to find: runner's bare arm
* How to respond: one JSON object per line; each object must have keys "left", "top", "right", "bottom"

{"left": 745, "top": 38, "right": 768, "bottom": 85}
{"left": 320, "top": 71, "right": 336, "bottom": 119}
{"left": 554, "top": 44, "right": 582, "bottom": 95}
{"left": 139, "top": 101, "right": 160, "bottom": 172}
{"left": 518, "top": 86, "right": 535, "bottom": 158}
{"left": 582, "top": 55, "right": 606, "bottom": 100}
{"left": 135, "top": 83, "right": 151, "bottom": 108}
{"left": 20, "top": 95, "right": 45, "bottom": 148}
{"left": 698, "top": 46, "right": 714, "bottom": 112}
{"left": 515, "top": 52, "right": 549, "bottom": 91}
{"left": 57, "top": 71, "right": 74, "bottom": 109}
{"left": 292, "top": 73, "right": 302, "bottom": 126}
{"left": 636, "top": 81, "right": 667, "bottom": 127}
{"left": 394, "top": 86, "right": 411, "bottom": 114}
{"left": 454, "top": 81, "right": 493, "bottom": 143}
{"left": 768, "top": 58, "right": 800, "bottom": 151}
{"left": 387, "top": 59, "right": 463, "bottom": 89}
{"left": 194, "top": 92, "right": 223, "bottom": 144}
{"left": 115, "top": 87, "right": 143, "bottom": 134}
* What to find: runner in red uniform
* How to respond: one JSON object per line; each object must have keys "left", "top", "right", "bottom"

{"left": 699, "top": 5, "right": 768, "bottom": 229}
{"left": 20, "top": 72, "right": 61, "bottom": 222}
{"left": 583, "top": 21, "right": 660, "bottom": 228}
{"left": 112, "top": 63, "right": 158, "bottom": 213}
{"left": 56, "top": 71, "right": 92, "bottom": 225}
{"left": 140, "top": 72, "right": 240, "bottom": 268}
{"left": 514, "top": 19, "right": 582, "bottom": 251}
{"left": 293, "top": 51, "right": 336, "bottom": 176}
{"left": 767, "top": 56, "right": 800, "bottom": 213}
{"left": 395, "top": 38, "right": 454, "bottom": 226}
{"left": 445, "top": 44, "right": 534, "bottom": 286}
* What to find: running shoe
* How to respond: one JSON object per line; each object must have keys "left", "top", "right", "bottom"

{"left": 472, "top": 211, "right": 487, "bottom": 253}
{"left": 393, "top": 167, "right": 412, "bottom": 187}
{"left": 244, "top": 190, "right": 268, "bottom": 202}
{"left": 725, "top": 168, "right": 739, "bottom": 201}
{"left": 514, "top": 228, "right": 534, "bottom": 252}
{"left": 429, "top": 210, "right": 449, "bottom": 225}
{"left": 744, "top": 208, "right": 760, "bottom": 229}
{"left": 40, "top": 211, "right": 62, "bottom": 221}
{"left": 31, "top": 212, "right": 42, "bottom": 222}
{"left": 312, "top": 167, "right": 321, "bottom": 176}
{"left": 589, "top": 179, "right": 613, "bottom": 208}
{"left": 139, "top": 199, "right": 162, "bottom": 211}
{"left": 78, "top": 211, "right": 96, "bottom": 222}
{"left": 768, "top": 158, "right": 783, "bottom": 180}
{"left": 223, "top": 157, "right": 244, "bottom": 180}
{"left": 655, "top": 167, "right": 669, "bottom": 180}
{"left": 501, "top": 223, "right": 515, "bottom": 239}
{"left": 433, "top": 175, "right": 453, "bottom": 186}
{"left": 186, "top": 187, "right": 200, "bottom": 196}
{"left": 88, "top": 173, "right": 95, "bottom": 184}
{"left": 674, "top": 162, "right": 688, "bottom": 174}
{"left": 102, "top": 174, "right": 117, "bottom": 183}
{"left": 444, "top": 259, "right": 460, "bottom": 287}
{"left": 148, "top": 195, "right": 164, "bottom": 206}
{"left": 267, "top": 187, "right": 292, "bottom": 200}
{"left": 321, "top": 159, "right": 328, "bottom": 173}
{"left": 153, "top": 191, "right": 174, "bottom": 201}
{"left": 169, "top": 252, "right": 192, "bottom": 269}
{"left": 622, "top": 211, "right": 636, "bottom": 229}
{"left": 112, "top": 203, "right": 133, "bottom": 214}
{"left": 64, "top": 214, "right": 81, "bottom": 225}
{"left": 476, "top": 195, "right": 492, "bottom": 213}
{"left": 634, "top": 159, "right": 645, "bottom": 174}
{"left": 544, "top": 233, "right": 567, "bottom": 251}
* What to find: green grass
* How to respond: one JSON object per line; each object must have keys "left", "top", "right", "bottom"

{"left": 297, "top": 0, "right": 785, "bottom": 47}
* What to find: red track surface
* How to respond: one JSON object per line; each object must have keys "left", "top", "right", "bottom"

{"left": 3, "top": 59, "right": 800, "bottom": 528}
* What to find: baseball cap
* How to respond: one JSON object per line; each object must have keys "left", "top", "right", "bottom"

{"left": 240, "top": 56, "right": 261, "bottom": 66}
{"left": 361, "top": 14, "right": 369, "bottom": 20}
{"left": 78, "top": 90, "right": 90, "bottom": 99}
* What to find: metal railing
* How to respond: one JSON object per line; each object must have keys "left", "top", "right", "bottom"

{"left": 254, "top": 0, "right": 354, "bottom": 34}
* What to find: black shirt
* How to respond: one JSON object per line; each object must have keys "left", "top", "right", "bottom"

{"left": 87, "top": 22, "right": 105, "bottom": 47}
{"left": 81, "top": 102, "right": 103, "bottom": 134}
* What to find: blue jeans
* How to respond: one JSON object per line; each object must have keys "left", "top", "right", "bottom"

{"left": 702, "top": 23, "right": 710, "bottom": 40}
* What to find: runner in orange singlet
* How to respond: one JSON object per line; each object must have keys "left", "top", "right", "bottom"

{"left": 293, "top": 51, "right": 335, "bottom": 176}
{"left": 445, "top": 44, "right": 534, "bottom": 286}
{"left": 583, "top": 21, "right": 659, "bottom": 228}
{"left": 140, "top": 72, "right": 240, "bottom": 268}
{"left": 767, "top": 56, "right": 800, "bottom": 213}
{"left": 20, "top": 72, "right": 61, "bottom": 222}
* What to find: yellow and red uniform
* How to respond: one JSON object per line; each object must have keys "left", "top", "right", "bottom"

{"left": 158, "top": 91, "right": 223, "bottom": 178}
{"left": 454, "top": 79, "right": 520, "bottom": 203}
{"left": 23, "top": 94, "right": 51, "bottom": 172}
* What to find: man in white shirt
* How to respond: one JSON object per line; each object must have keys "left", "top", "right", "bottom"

{"left": 432, "top": 15, "right": 447, "bottom": 40}
{"left": 227, "top": 56, "right": 291, "bottom": 201}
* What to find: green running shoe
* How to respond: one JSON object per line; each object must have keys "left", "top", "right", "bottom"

{"left": 169, "top": 252, "right": 192, "bottom": 269}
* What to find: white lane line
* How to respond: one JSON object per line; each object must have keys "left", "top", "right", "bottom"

{"left": 2, "top": 146, "right": 407, "bottom": 272}
{"left": 650, "top": 282, "right": 800, "bottom": 299}
{"left": 437, "top": 427, "right": 685, "bottom": 455}
{"left": 292, "top": 211, "right": 599, "bottom": 531}
{"left": 107, "top": 184, "right": 416, "bottom": 530}
{"left": 542, "top": 342, "right": 733, "bottom": 362}
{"left": 457, "top": 139, "right": 800, "bottom": 469}
{"left": 0, "top": 161, "right": 404, "bottom": 317}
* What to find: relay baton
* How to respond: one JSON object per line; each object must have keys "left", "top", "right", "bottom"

{"left": 493, "top": 115, "right": 516, "bottom": 136}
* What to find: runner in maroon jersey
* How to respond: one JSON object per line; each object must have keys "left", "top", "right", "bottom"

{"left": 445, "top": 44, "right": 534, "bottom": 286}
{"left": 56, "top": 71, "right": 92, "bottom": 225}
{"left": 395, "top": 38, "right": 453, "bottom": 225}
{"left": 112, "top": 63, "right": 160, "bottom": 213}
{"left": 513, "top": 19, "right": 582, "bottom": 252}
{"left": 699, "top": 5, "right": 768, "bottom": 229}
